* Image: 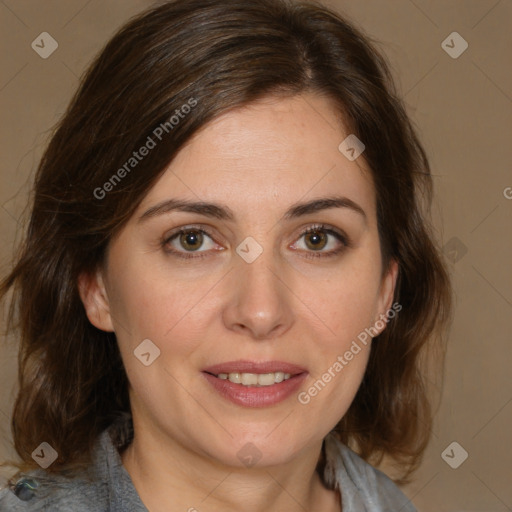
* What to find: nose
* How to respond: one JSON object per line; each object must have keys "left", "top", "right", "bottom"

{"left": 221, "top": 243, "right": 294, "bottom": 340}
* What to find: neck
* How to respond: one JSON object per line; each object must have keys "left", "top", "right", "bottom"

{"left": 120, "top": 424, "right": 341, "bottom": 512}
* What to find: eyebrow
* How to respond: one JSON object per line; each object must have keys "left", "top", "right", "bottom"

{"left": 138, "top": 195, "right": 367, "bottom": 224}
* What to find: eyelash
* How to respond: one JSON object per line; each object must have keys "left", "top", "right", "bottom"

{"left": 161, "top": 223, "right": 350, "bottom": 260}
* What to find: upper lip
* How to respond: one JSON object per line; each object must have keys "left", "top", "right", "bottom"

{"left": 202, "top": 360, "right": 307, "bottom": 376}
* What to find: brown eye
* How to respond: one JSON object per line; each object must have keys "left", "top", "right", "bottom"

{"left": 304, "top": 229, "right": 328, "bottom": 251}
{"left": 291, "top": 224, "right": 349, "bottom": 259}
{"left": 162, "top": 225, "right": 219, "bottom": 259}
{"left": 178, "top": 230, "right": 204, "bottom": 251}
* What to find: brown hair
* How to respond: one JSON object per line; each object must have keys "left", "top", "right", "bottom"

{"left": 1, "top": 0, "right": 452, "bottom": 485}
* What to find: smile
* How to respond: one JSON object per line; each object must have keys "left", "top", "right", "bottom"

{"left": 201, "top": 360, "right": 308, "bottom": 407}
{"left": 209, "top": 371, "right": 292, "bottom": 386}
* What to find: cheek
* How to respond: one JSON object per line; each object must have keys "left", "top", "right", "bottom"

{"left": 105, "top": 253, "right": 224, "bottom": 387}
{"left": 329, "top": 280, "right": 379, "bottom": 345}
{"left": 297, "top": 254, "right": 383, "bottom": 350}
{"left": 296, "top": 249, "right": 383, "bottom": 423}
{"left": 106, "top": 248, "right": 199, "bottom": 334}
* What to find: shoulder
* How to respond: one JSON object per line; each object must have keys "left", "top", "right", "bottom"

{"left": 323, "top": 433, "right": 417, "bottom": 512}
{"left": 0, "top": 431, "right": 114, "bottom": 512}
{"left": 0, "top": 472, "right": 107, "bottom": 512}
{"left": 1, "top": 418, "right": 147, "bottom": 512}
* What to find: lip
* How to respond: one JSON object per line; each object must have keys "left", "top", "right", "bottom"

{"left": 202, "top": 372, "right": 308, "bottom": 407}
{"left": 202, "top": 359, "right": 307, "bottom": 376}
{"left": 201, "top": 360, "right": 308, "bottom": 408}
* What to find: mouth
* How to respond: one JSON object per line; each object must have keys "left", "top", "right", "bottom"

{"left": 201, "top": 360, "right": 308, "bottom": 407}
{"left": 204, "top": 371, "right": 294, "bottom": 387}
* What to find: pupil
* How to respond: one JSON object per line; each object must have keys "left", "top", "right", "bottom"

{"left": 182, "top": 231, "right": 202, "bottom": 250}
{"left": 307, "top": 230, "right": 326, "bottom": 249}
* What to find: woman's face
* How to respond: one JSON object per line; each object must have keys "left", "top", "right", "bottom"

{"left": 81, "top": 92, "right": 397, "bottom": 468}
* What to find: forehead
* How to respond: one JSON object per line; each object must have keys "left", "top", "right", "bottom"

{"left": 137, "top": 93, "right": 377, "bottom": 223}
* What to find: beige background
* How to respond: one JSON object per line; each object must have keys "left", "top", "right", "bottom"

{"left": 1, "top": 1, "right": 511, "bottom": 510}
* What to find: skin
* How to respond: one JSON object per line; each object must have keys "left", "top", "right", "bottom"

{"left": 79, "top": 92, "right": 398, "bottom": 512}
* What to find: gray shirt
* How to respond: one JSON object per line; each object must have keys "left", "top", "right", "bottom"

{"left": 0, "top": 427, "right": 416, "bottom": 511}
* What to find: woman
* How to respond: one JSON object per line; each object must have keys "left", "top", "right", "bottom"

{"left": 0, "top": 0, "right": 452, "bottom": 510}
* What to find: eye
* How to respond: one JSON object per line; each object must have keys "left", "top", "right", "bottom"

{"left": 291, "top": 224, "right": 349, "bottom": 259}
{"left": 162, "top": 223, "right": 350, "bottom": 260}
{"left": 162, "top": 225, "right": 220, "bottom": 259}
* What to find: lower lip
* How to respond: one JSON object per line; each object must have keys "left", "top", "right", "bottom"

{"left": 202, "top": 372, "right": 308, "bottom": 407}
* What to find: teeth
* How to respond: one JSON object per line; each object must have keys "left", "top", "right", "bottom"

{"left": 257, "top": 373, "right": 277, "bottom": 386}
{"left": 216, "top": 372, "right": 293, "bottom": 386}
{"left": 241, "top": 373, "right": 258, "bottom": 385}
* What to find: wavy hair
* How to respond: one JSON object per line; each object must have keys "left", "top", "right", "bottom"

{"left": 0, "top": 0, "right": 452, "bottom": 485}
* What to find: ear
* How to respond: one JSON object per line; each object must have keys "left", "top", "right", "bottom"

{"left": 373, "top": 259, "right": 399, "bottom": 335}
{"left": 77, "top": 268, "right": 115, "bottom": 332}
